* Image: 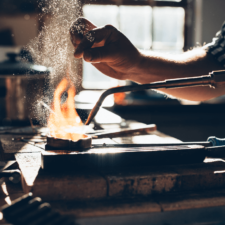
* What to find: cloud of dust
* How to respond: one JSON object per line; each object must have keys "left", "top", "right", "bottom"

{"left": 27, "top": 0, "right": 82, "bottom": 125}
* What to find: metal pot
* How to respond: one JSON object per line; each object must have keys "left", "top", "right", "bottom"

{"left": 0, "top": 52, "right": 50, "bottom": 124}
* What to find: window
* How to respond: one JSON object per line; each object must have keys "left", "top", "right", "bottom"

{"left": 81, "top": 0, "right": 187, "bottom": 89}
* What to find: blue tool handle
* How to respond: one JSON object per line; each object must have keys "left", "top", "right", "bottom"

{"left": 207, "top": 136, "right": 225, "bottom": 146}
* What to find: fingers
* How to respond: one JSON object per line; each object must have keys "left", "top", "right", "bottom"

{"left": 74, "top": 36, "right": 95, "bottom": 58}
{"left": 92, "top": 63, "right": 118, "bottom": 77}
{"left": 83, "top": 45, "right": 115, "bottom": 63}
{"left": 74, "top": 25, "right": 117, "bottom": 59}
{"left": 70, "top": 17, "right": 97, "bottom": 47}
{"left": 92, "top": 63, "right": 125, "bottom": 80}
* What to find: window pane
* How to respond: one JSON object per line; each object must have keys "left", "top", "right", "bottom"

{"left": 83, "top": 5, "right": 119, "bottom": 28}
{"left": 82, "top": 62, "right": 119, "bottom": 89}
{"left": 119, "top": 6, "right": 152, "bottom": 50}
{"left": 82, "top": 5, "right": 119, "bottom": 89}
{"left": 152, "top": 7, "right": 184, "bottom": 51}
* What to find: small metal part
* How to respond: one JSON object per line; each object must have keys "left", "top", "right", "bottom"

{"left": 0, "top": 169, "right": 21, "bottom": 183}
{"left": 46, "top": 134, "right": 92, "bottom": 151}
{"left": 0, "top": 160, "right": 17, "bottom": 171}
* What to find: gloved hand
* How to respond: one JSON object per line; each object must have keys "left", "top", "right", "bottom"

{"left": 70, "top": 17, "right": 142, "bottom": 81}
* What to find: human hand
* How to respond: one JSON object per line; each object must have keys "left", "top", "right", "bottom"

{"left": 70, "top": 17, "right": 141, "bottom": 80}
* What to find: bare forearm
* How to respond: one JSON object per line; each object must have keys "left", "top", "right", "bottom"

{"left": 70, "top": 18, "right": 225, "bottom": 101}
{"left": 128, "top": 48, "right": 225, "bottom": 101}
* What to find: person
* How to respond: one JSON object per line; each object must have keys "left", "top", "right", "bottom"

{"left": 70, "top": 18, "right": 225, "bottom": 102}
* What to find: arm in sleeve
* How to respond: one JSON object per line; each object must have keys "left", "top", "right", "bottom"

{"left": 204, "top": 22, "right": 225, "bottom": 68}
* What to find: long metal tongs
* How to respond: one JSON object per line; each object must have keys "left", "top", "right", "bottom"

{"left": 91, "top": 136, "right": 225, "bottom": 159}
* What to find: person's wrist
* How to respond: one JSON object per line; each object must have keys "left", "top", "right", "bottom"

{"left": 136, "top": 50, "right": 146, "bottom": 69}
{"left": 127, "top": 51, "right": 146, "bottom": 78}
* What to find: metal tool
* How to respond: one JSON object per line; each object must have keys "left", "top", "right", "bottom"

{"left": 44, "top": 125, "right": 157, "bottom": 151}
{"left": 41, "top": 136, "right": 225, "bottom": 170}
{"left": 0, "top": 161, "right": 21, "bottom": 184}
{"left": 85, "top": 70, "right": 225, "bottom": 125}
{"left": 0, "top": 169, "right": 21, "bottom": 184}
{"left": 89, "top": 124, "right": 157, "bottom": 139}
{"left": 1, "top": 193, "right": 77, "bottom": 225}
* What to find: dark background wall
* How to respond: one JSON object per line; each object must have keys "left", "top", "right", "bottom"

{"left": 202, "top": 0, "right": 225, "bottom": 44}
{"left": 193, "top": 0, "right": 225, "bottom": 45}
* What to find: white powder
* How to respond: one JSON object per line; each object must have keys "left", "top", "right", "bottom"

{"left": 27, "top": 0, "right": 83, "bottom": 125}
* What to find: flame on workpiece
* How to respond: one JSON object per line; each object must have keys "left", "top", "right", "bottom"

{"left": 48, "top": 77, "right": 85, "bottom": 141}
{"left": 114, "top": 85, "right": 126, "bottom": 106}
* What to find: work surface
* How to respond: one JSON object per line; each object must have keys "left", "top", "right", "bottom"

{"left": 1, "top": 121, "right": 225, "bottom": 224}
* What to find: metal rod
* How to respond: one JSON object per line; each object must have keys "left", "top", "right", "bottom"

{"left": 92, "top": 142, "right": 212, "bottom": 148}
{"left": 89, "top": 124, "right": 157, "bottom": 139}
{"left": 85, "top": 74, "right": 214, "bottom": 125}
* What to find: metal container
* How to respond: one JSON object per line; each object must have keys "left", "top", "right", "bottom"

{"left": 0, "top": 52, "right": 50, "bottom": 123}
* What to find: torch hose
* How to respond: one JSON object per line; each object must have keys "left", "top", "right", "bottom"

{"left": 85, "top": 70, "right": 225, "bottom": 125}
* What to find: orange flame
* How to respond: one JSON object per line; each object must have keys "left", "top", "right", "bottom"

{"left": 114, "top": 86, "right": 126, "bottom": 105}
{"left": 48, "top": 78, "right": 85, "bottom": 141}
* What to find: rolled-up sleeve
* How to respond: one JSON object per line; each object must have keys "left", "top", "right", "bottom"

{"left": 204, "top": 22, "right": 225, "bottom": 67}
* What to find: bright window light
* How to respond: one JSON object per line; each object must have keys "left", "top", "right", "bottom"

{"left": 152, "top": 7, "right": 185, "bottom": 51}
{"left": 119, "top": 6, "right": 152, "bottom": 50}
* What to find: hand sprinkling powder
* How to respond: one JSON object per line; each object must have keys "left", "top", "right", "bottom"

{"left": 85, "top": 31, "right": 95, "bottom": 43}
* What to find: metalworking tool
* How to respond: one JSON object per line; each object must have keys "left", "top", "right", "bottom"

{"left": 85, "top": 70, "right": 225, "bottom": 125}
{"left": 1, "top": 193, "right": 76, "bottom": 225}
